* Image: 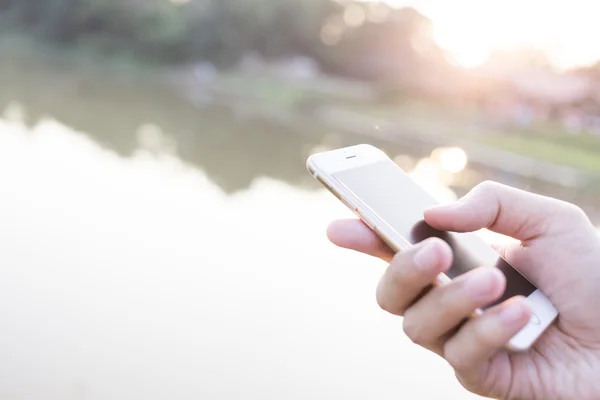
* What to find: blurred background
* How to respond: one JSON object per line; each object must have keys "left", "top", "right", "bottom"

{"left": 0, "top": 0, "right": 598, "bottom": 399}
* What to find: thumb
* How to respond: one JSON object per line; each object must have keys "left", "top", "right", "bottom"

{"left": 424, "top": 181, "right": 590, "bottom": 243}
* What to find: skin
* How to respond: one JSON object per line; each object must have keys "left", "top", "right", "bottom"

{"left": 327, "top": 181, "right": 600, "bottom": 400}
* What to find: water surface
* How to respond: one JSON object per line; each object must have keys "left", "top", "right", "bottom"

{"left": 0, "top": 56, "right": 582, "bottom": 400}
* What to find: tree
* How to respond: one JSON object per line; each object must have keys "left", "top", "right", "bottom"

{"left": 317, "top": 5, "right": 444, "bottom": 80}
{"left": 1, "top": 0, "right": 448, "bottom": 82}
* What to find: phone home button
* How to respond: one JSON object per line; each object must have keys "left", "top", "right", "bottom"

{"left": 530, "top": 313, "right": 541, "bottom": 326}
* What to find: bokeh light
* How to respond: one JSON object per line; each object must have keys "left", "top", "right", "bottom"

{"left": 431, "top": 147, "right": 469, "bottom": 174}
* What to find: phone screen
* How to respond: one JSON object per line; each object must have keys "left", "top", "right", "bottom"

{"left": 333, "top": 159, "right": 536, "bottom": 307}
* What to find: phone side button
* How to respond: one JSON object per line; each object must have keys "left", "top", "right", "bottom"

{"left": 357, "top": 209, "right": 376, "bottom": 230}
{"left": 340, "top": 196, "right": 357, "bottom": 211}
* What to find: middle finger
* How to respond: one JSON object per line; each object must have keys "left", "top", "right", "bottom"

{"left": 402, "top": 267, "right": 506, "bottom": 351}
{"left": 376, "top": 238, "right": 453, "bottom": 316}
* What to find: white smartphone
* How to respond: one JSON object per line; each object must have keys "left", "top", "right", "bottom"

{"left": 307, "top": 144, "right": 558, "bottom": 351}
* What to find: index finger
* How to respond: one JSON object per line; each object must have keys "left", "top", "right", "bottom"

{"left": 327, "top": 219, "right": 395, "bottom": 262}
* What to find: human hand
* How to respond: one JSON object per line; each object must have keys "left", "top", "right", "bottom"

{"left": 328, "top": 182, "right": 600, "bottom": 399}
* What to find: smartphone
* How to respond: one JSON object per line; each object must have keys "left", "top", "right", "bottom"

{"left": 307, "top": 144, "right": 558, "bottom": 351}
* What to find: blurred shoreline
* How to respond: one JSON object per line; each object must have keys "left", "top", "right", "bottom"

{"left": 3, "top": 30, "right": 600, "bottom": 183}
{"left": 2, "top": 35, "right": 600, "bottom": 220}
{"left": 173, "top": 69, "right": 594, "bottom": 189}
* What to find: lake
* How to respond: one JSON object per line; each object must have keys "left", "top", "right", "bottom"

{"left": 0, "top": 55, "right": 593, "bottom": 399}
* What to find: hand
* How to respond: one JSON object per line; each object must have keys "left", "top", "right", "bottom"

{"left": 328, "top": 181, "right": 600, "bottom": 399}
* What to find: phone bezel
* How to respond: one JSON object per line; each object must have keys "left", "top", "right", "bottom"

{"left": 307, "top": 144, "right": 558, "bottom": 351}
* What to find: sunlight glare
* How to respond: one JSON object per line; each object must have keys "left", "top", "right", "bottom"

{"left": 432, "top": 147, "right": 468, "bottom": 174}
{"left": 376, "top": 0, "right": 600, "bottom": 69}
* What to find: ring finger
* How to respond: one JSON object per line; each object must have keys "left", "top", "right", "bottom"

{"left": 402, "top": 267, "right": 506, "bottom": 354}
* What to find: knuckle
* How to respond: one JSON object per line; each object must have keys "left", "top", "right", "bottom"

{"left": 563, "top": 203, "right": 588, "bottom": 221}
{"left": 443, "top": 343, "right": 468, "bottom": 371}
{"left": 375, "top": 283, "right": 390, "bottom": 311}
{"left": 386, "top": 255, "right": 419, "bottom": 288}
{"left": 541, "top": 200, "right": 592, "bottom": 233}
{"left": 471, "top": 323, "right": 495, "bottom": 348}
{"left": 437, "top": 287, "right": 462, "bottom": 313}
{"left": 387, "top": 259, "right": 407, "bottom": 283}
{"left": 376, "top": 280, "right": 404, "bottom": 315}
{"left": 475, "top": 180, "right": 502, "bottom": 195}
{"left": 466, "top": 181, "right": 503, "bottom": 208}
{"left": 437, "top": 277, "right": 473, "bottom": 311}
{"left": 402, "top": 313, "right": 427, "bottom": 346}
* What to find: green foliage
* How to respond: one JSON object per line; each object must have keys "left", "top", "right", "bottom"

{"left": 0, "top": 0, "right": 336, "bottom": 63}
{"left": 0, "top": 0, "right": 440, "bottom": 77}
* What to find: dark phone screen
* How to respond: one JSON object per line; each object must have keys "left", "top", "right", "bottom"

{"left": 333, "top": 160, "right": 536, "bottom": 307}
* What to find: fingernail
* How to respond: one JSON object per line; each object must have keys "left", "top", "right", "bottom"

{"left": 413, "top": 241, "right": 440, "bottom": 270}
{"left": 501, "top": 301, "right": 527, "bottom": 323}
{"left": 465, "top": 269, "right": 498, "bottom": 300}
